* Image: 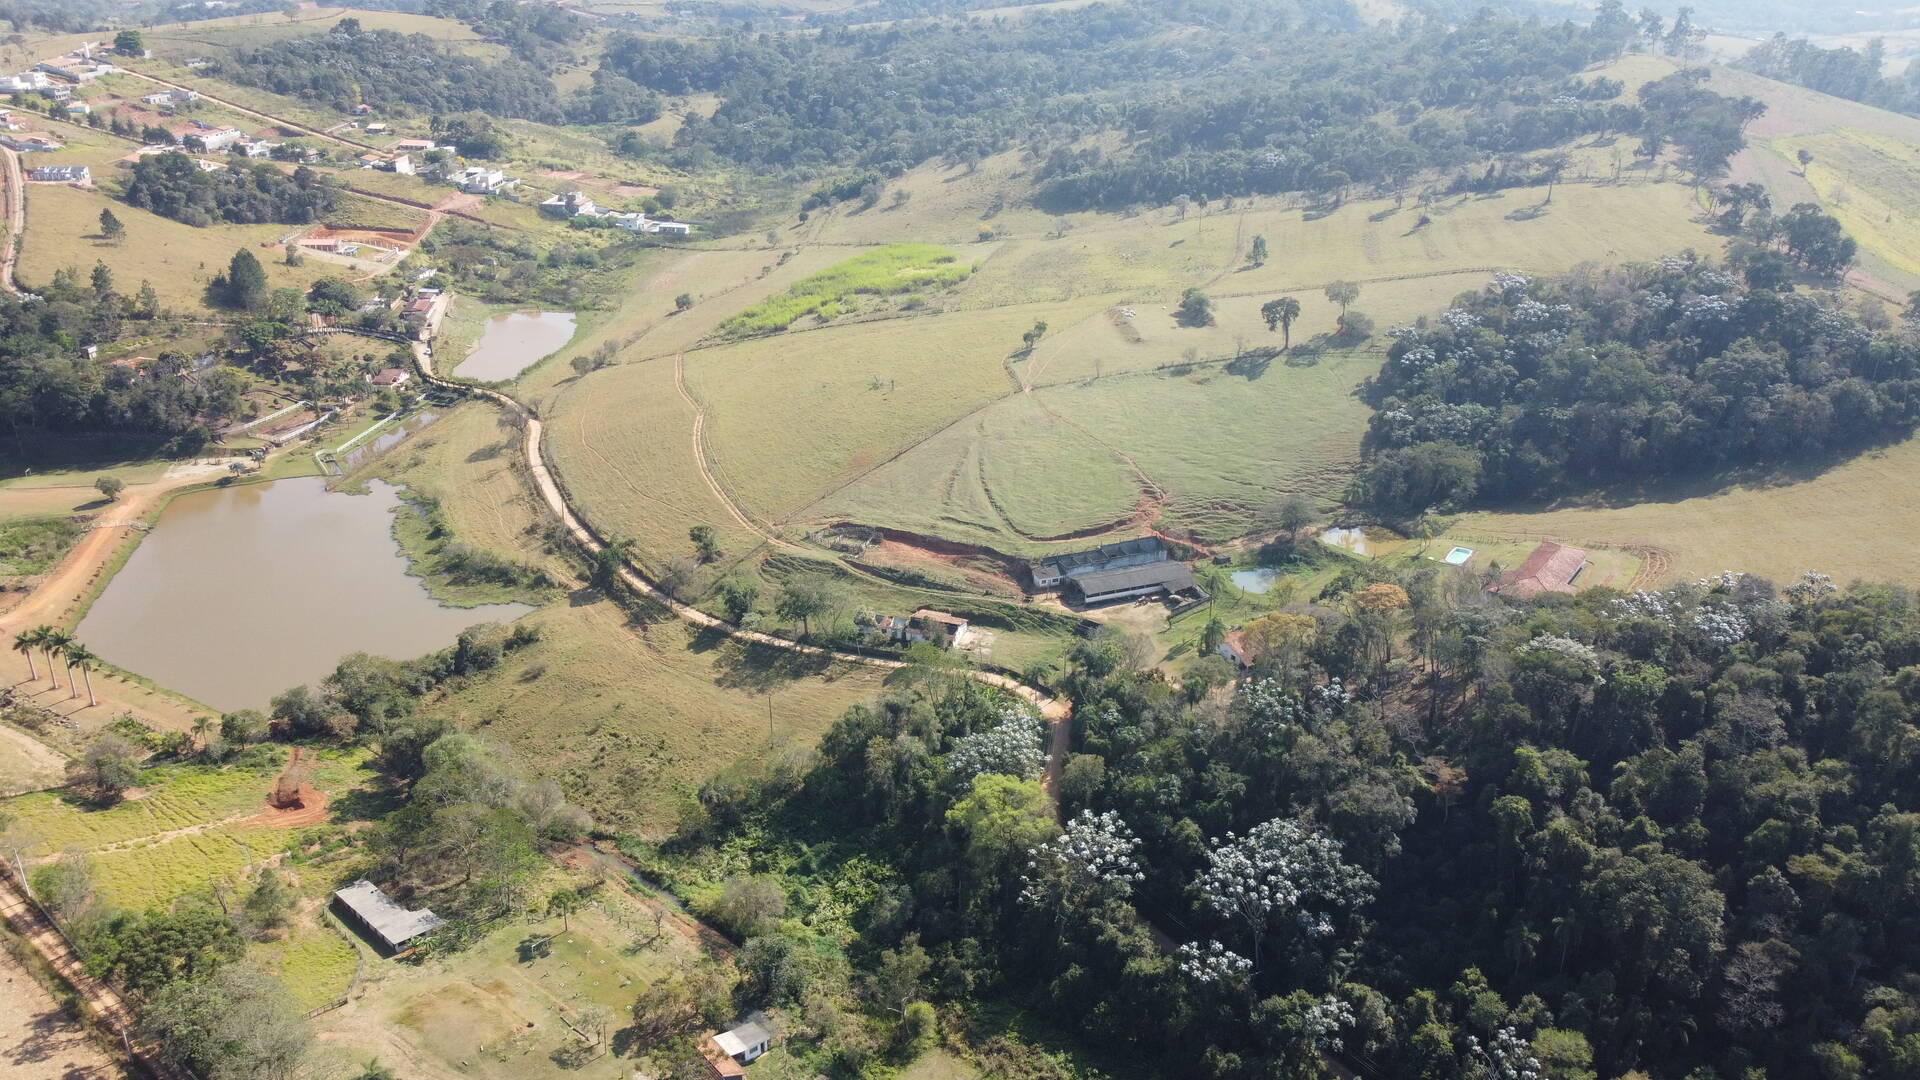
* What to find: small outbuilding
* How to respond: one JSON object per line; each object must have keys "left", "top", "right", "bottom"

{"left": 331, "top": 879, "right": 444, "bottom": 953}
{"left": 702, "top": 1017, "right": 773, "bottom": 1076}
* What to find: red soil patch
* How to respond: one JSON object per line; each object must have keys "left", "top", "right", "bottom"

{"left": 247, "top": 784, "right": 329, "bottom": 828}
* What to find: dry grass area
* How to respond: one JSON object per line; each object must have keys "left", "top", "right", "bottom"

{"left": 1458, "top": 434, "right": 1920, "bottom": 590}
{"left": 0, "top": 944, "right": 126, "bottom": 1080}
{"left": 19, "top": 184, "right": 334, "bottom": 313}
{"left": 0, "top": 723, "right": 66, "bottom": 796}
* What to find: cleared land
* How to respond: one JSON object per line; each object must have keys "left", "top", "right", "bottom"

{"left": 0, "top": 943, "right": 126, "bottom": 1080}
{"left": 0, "top": 724, "right": 66, "bottom": 796}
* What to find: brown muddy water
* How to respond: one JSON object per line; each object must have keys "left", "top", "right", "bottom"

{"left": 75, "top": 478, "right": 531, "bottom": 711}
{"left": 450, "top": 310, "right": 577, "bottom": 382}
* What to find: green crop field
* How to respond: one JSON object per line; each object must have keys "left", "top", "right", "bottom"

{"left": 18, "top": 184, "right": 336, "bottom": 312}
{"left": 716, "top": 242, "right": 977, "bottom": 337}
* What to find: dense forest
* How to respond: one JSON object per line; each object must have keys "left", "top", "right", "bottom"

{"left": 120, "top": 153, "right": 339, "bottom": 227}
{"left": 1358, "top": 232, "right": 1898, "bottom": 514}
{"left": 661, "top": 564, "right": 1920, "bottom": 1080}
{"left": 212, "top": 18, "right": 563, "bottom": 122}
{"left": 1738, "top": 36, "right": 1920, "bottom": 116}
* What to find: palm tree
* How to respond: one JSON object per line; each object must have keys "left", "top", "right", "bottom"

{"left": 192, "top": 715, "right": 213, "bottom": 748}
{"left": 548, "top": 887, "right": 584, "bottom": 933}
{"left": 11, "top": 630, "right": 38, "bottom": 682}
{"left": 43, "top": 629, "right": 74, "bottom": 696}
{"left": 62, "top": 643, "right": 98, "bottom": 707}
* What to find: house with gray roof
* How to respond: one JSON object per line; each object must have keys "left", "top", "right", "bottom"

{"left": 331, "top": 879, "right": 444, "bottom": 953}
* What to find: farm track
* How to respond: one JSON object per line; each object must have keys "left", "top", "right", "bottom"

{"left": 0, "top": 147, "right": 22, "bottom": 296}
{"left": 0, "top": 865, "right": 180, "bottom": 1078}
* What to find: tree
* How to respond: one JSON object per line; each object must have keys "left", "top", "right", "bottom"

{"left": 226, "top": 248, "right": 269, "bottom": 311}
{"left": 12, "top": 630, "right": 39, "bottom": 682}
{"left": 67, "top": 733, "right": 142, "bottom": 804}
{"left": 946, "top": 773, "right": 1055, "bottom": 877}
{"left": 947, "top": 706, "right": 1046, "bottom": 782}
{"left": 1797, "top": 148, "right": 1814, "bottom": 171}
{"left": 1250, "top": 234, "right": 1269, "bottom": 266}
{"left": 1261, "top": 297, "right": 1302, "bottom": 349}
{"left": 1022, "top": 320, "right": 1048, "bottom": 350}
{"left": 547, "top": 886, "right": 584, "bottom": 932}
{"left": 29, "top": 850, "right": 93, "bottom": 924}
{"left": 220, "top": 709, "right": 265, "bottom": 747}
{"left": 1193, "top": 816, "right": 1375, "bottom": 971}
{"left": 1201, "top": 617, "right": 1227, "bottom": 655}
{"left": 90, "top": 262, "right": 114, "bottom": 298}
{"left": 41, "top": 628, "right": 72, "bottom": 690}
{"left": 114, "top": 29, "right": 144, "bottom": 55}
{"left": 776, "top": 578, "right": 838, "bottom": 637}
{"left": 570, "top": 355, "right": 593, "bottom": 378}
{"left": 706, "top": 875, "right": 785, "bottom": 938}
{"left": 1175, "top": 288, "right": 1216, "bottom": 328}
{"left": 871, "top": 934, "right": 930, "bottom": 1015}
{"left": 675, "top": 293, "right": 694, "bottom": 312}
{"left": 140, "top": 962, "right": 310, "bottom": 1080}
{"left": 243, "top": 867, "right": 294, "bottom": 932}
{"left": 689, "top": 524, "right": 720, "bottom": 563}
{"left": 83, "top": 907, "right": 245, "bottom": 997}
{"left": 99, "top": 207, "right": 125, "bottom": 243}
{"left": 1274, "top": 492, "right": 1315, "bottom": 538}
{"left": 63, "top": 642, "right": 98, "bottom": 706}
{"left": 1019, "top": 808, "right": 1144, "bottom": 913}
{"left": 1324, "top": 280, "right": 1360, "bottom": 317}
{"left": 94, "top": 475, "right": 124, "bottom": 502}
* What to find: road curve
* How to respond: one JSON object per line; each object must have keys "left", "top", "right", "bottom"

{"left": 401, "top": 334, "right": 1075, "bottom": 796}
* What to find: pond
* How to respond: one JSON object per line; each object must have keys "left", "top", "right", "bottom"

{"left": 450, "top": 311, "right": 577, "bottom": 382}
{"left": 1320, "top": 526, "right": 1401, "bottom": 557}
{"left": 75, "top": 478, "right": 532, "bottom": 712}
{"left": 1230, "top": 567, "right": 1280, "bottom": 594}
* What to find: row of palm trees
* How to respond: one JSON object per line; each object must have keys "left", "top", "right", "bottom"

{"left": 10, "top": 625, "right": 99, "bottom": 708}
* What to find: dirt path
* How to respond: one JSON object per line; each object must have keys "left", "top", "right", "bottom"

{"left": 0, "top": 943, "right": 127, "bottom": 1080}
{"left": 671, "top": 352, "right": 784, "bottom": 545}
{"left": 0, "top": 147, "right": 23, "bottom": 297}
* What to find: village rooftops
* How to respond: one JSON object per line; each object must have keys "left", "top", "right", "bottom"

{"left": 331, "top": 879, "right": 444, "bottom": 952}
{"left": 1490, "top": 541, "right": 1590, "bottom": 599}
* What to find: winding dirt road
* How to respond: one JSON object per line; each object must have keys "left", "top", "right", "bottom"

{"left": 0, "top": 147, "right": 22, "bottom": 297}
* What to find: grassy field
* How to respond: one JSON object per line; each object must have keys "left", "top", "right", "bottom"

{"left": 716, "top": 242, "right": 977, "bottom": 337}
{"left": 19, "top": 183, "right": 335, "bottom": 312}
{"left": 1769, "top": 129, "right": 1920, "bottom": 285}
{"left": 0, "top": 516, "right": 83, "bottom": 576}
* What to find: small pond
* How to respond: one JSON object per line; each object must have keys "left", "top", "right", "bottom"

{"left": 1320, "top": 526, "right": 1401, "bottom": 557}
{"left": 451, "top": 310, "right": 577, "bottom": 382}
{"left": 1231, "top": 568, "right": 1280, "bottom": 594}
{"left": 75, "top": 478, "right": 532, "bottom": 711}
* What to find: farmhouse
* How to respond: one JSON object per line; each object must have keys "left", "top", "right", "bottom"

{"left": 140, "top": 88, "right": 200, "bottom": 107}
{"left": 610, "top": 211, "right": 692, "bottom": 235}
{"left": 870, "top": 609, "right": 970, "bottom": 647}
{"left": 1029, "top": 536, "right": 1169, "bottom": 591}
{"left": 28, "top": 164, "right": 89, "bottom": 184}
{"left": 1489, "top": 541, "right": 1590, "bottom": 599}
{"left": 368, "top": 368, "right": 411, "bottom": 387}
{"left": 702, "top": 1017, "right": 773, "bottom": 1077}
{"left": 1217, "top": 629, "right": 1253, "bottom": 671}
{"left": 393, "top": 138, "right": 438, "bottom": 152}
{"left": 331, "top": 879, "right": 444, "bottom": 952}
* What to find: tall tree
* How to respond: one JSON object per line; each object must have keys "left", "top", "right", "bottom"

{"left": 1262, "top": 297, "right": 1303, "bottom": 349}
{"left": 227, "top": 248, "right": 269, "bottom": 311}
{"left": 98, "top": 208, "right": 125, "bottom": 243}
{"left": 12, "top": 629, "right": 38, "bottom": 682}
{"left": 62, "top": 642, "right": 98, "bottom": 706}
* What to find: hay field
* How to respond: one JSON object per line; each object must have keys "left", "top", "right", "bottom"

{"left": 19, "top": 184, "right": 335, "bottom": 312}
{"left": 686, "top": 297, "right": 1111, "bottom": 524}
{"left": 1770, "top": 130, "right": 1920, "bottom": 285}
{"left": 1458, "top": 435, "right": 1920, "bottom": 590}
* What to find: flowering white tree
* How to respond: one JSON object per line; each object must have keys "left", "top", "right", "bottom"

{"left": 1467, "top": 1026, "right": 1542, "bottom": 1080}
{"left": 1177, "top": 939, "right": 1252, "bottom": 985}
{"left": 1020, "top": 809, "right": 1145, "bottom": 912}
{"left": 947, "top": 705, "right": 1045, "bottom": 782}
{"left": 1192, "top": 817, "right": 1375, "bottom": 970}
{"left": 1238, "top": 679, "right": 1306, "bottom": 743}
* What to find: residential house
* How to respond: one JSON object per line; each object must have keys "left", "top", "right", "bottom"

{"left": 453, "top": 165, "right": 514, "bottom": 194}
{"left": 390, "top": 154, "right": 414, "bottom": 176}
{"left": 64, "top": 101, "right": 90, "bottom": 116}
{"left": 610, "top": 212, "right": 692, "bottom": 235}
{"left": 363, "top": 122, "right": 389, "bottom": 134}
{"left": 28, "top": 164, "right": 89, "bottom": 184}
{"left": 1, "top": 132, "right": 62, "bottom": 152}
{"left": 870, "top": 609, "right": 970, "bottom": 648}
{"left": 392, "top": 138, "right": 437, "bottom": 153}
{"left": 236, "top": 140, "right": 278, "bottom": 158}
{"left": 402, "top": 290, "right": 449, "bottom": 339}
{"left": 0, "top": 72, "right": 51, "bottom": 93}
{"left": 139, "top": 88, "right": 199, "bottom": 108}
{"left": 1489, "top": 541, "right": 1590, "bottom": 599}
{"left": 183, "top": 126, "right": 242, "bottom": 152}
{"left": 0, "top": 111, "right": 22, "bottom": 131}
{"left": 702, "top": 1018, "right": 773, "bottom": 1077}
{"left": 1217, "top": 629, "right": 1254, "bottom": 671}
{"left": 540, "top": 189, "right": 598, "bottom": 218}
{"left": 356, "top": 153, "right": 382, "bottom": 169}
{"left": 368, "top": 367, "right": 411, "bottom": 388}
{"left": 331, "top": 880, "right": 444, "bottom": 953}
{"left": 1029, "top": 536, "right": 1170, "bottom": 591}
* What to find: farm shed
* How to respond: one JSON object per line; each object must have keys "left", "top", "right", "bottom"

{"left": 1489, "top": 541, "right": 1589, "bottom": 599}
{"left": 1066, "top": 560, "right": 1196, "bottom": 606}
{"left": 331, "top": 879, "right": 444, "bottom": 952}
{"left": 1028, "top": 536, "right": 1168, "bottom": 591}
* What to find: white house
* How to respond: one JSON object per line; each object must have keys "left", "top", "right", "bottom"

{"left": 540, "top": 190, "right": 598, "bottom": 218}
{"left": 453, "top": 165, "right": 513, "bottom": 194}
{"left": 184, "top": 126, "right": 243, "bottom": 152}
{"left": 0, "top": 72, "right": 50, "bottom": 93}
{"left": 611, "top": 212, "right": 692, "bottom": 235}
{"left": 28, "top": 164, "right": 89, "bottom": 184}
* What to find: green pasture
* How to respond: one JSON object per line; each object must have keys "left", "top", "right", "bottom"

{"left": 716, "top": 242, "right": 977, "bottom": 338}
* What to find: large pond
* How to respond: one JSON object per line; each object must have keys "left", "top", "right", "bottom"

{"left": 450, "top": 310, "right": 576, "bottom": 382}
{"left": 76, "top": 478, "right": 531, "bottom": 712}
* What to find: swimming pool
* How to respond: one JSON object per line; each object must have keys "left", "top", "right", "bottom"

{"left": 1443, "top": 546, "right": 1474, "bottom": 565}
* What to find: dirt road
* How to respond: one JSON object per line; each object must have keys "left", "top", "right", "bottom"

{"left": 0, "top": 943, "right": 128, "bottom": 1080}
{"left": 0, "top": 147, "right": 22, "bottom": 297}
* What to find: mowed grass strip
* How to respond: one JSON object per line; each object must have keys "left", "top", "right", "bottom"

{"left": 19, "top": 184, "right": 336, "bottom": 312}
{"left": 1459, "top": 433, "right": 1920, "bottom": 590}
{"left": 686, "top": 297, "right": 1109, "bottom": 524}
{"left": 716, "top": 242, "right": 973, "bottom": 337}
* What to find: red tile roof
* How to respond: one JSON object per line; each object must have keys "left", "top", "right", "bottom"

{"left": 1491, "top": 541, "right": 1589, "bottom": 599}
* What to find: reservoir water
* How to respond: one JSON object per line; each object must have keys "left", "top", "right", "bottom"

{"left": 450, "top": 311, "right": 576, "bottom": 382}
{"left": 75, "top": 478, "right": 531, "bottom": 711}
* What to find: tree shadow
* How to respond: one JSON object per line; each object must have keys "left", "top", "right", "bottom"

{"left": 568, "top": 586, "right": 605, "bottom": 608}
{"left": 709, "top": 638, "right": 834, "bottom": 693}
{"left": 1224, "top": 350, "right": 1275, "bottom": 381}
{"left": 329, "top": 780, "right": 403, "bottom": 824}
{"left": 1505, "top": 203, "right": 1550, "bottom": 222}
{"left": 517, "top": 934, "right": 552, "bottom": 963}
{"left": 1367, "top": 206, "right": 1399, "bottom": 223}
